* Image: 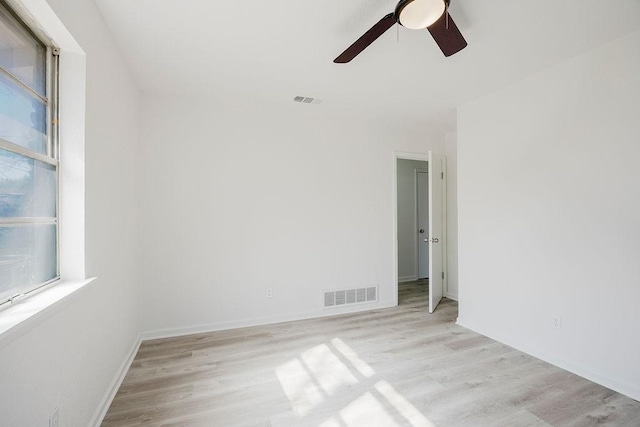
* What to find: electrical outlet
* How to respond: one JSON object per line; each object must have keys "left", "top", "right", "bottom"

{"left": 266, "top": 288, "right": 272, "bottom": 298}
{"left": 552, "top": 317, "right": 562, "bottom": 330}
{"left": 49, "top": 407, "right": 59, "bottom": 427}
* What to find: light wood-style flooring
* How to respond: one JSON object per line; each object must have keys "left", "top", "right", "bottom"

{"left": 103, "top": 281, "right": 640, "bottom": 426}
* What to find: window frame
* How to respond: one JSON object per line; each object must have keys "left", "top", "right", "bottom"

{"left": 0, "top": 0, "right": 60, "bottom": 307}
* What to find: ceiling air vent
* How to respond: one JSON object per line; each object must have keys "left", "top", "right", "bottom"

{"left": 293, "top": 96, "right": 323, "bottom": 105}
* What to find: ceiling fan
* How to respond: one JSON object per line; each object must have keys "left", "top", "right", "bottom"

{"left": 334, "top": 0, "right": 467, "bottom": 63}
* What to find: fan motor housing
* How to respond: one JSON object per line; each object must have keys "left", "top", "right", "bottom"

{"left": 394, "top": 0, "right": 450, "bottom": 29}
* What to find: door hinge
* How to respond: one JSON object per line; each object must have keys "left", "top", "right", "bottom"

{"left": 442, "top": 272, "right": 445, "bottom": 280}
{"left": 441, "top": 172, "right": 444, "bottom": 179}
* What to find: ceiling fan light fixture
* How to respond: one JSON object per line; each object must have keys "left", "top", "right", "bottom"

{"left": 395, "top": 0, "right": 447, "bottom": 30}
{"left": 333, "top": 0, "right": 466, "bottom": 63}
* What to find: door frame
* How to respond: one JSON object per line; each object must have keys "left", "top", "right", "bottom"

{"left": 393, "top": 151, "right": 448, "bottom": 308}
{"left": 415, "top": 168, "right": 429, "bottom": 280}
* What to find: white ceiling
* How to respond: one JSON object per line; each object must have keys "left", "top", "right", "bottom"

{"left": 94, "top": 0, "right": 640, "bottom": 132}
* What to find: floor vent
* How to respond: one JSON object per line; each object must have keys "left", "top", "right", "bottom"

{"left": 324, "top": 286, "right": 377, "bottom": 309}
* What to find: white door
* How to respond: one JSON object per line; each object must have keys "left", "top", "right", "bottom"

{"left": 428, "top": 152, "right": 445, "bottom": 313}
{"left": 417, "top": 171, "right": 429, "bottom": 279}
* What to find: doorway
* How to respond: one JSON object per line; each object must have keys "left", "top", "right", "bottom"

{"left": 394, "top": 152, "right": 447, "bottom": 313}
{"left": 396, "top": 159, "right": 429, "bottom": 282}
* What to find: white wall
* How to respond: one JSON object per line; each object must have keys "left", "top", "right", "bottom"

{"left": 0, "top": 0, "right": 142, "bottom": 425}
{"left": 397, "top": 159, "right": 428, "bottom": 281}
{"left": 139, "top": 97, "right": 445, "bottom": 336}
{"left": 457, "top": 31, "right": 640, "bottom": 400}
{"left": 445, "top": 131, "right": 458, "bottom": 299}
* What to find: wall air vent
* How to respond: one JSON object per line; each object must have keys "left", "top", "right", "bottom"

{"left": 323, "top": 286, "right": 377, "bottom": 309}
{"left": 293, "top": 95, "right": 323, "bottom": 105}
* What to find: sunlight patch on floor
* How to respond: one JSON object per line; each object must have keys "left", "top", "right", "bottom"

{"left": 338, "top": 392, "right": 400, "bottom": 426}
{"left": 375, "top": 380, "right": 436, "bottom": 426}
{"left": 276, "top": 338, "right": 437, "bottom": 426}
{"left": 276, "top": 343, "right": 360, "bottom": 416}
{"left": 275, "top": 357, "right": 325, "bottom": 416}
{"left": 331, "top": 337, "right": 375, "bottom": 378}
{"left": 301, "top": 343, "right": 360, "bottom": 395}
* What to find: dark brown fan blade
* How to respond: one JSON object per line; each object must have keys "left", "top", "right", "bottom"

{"left": 334, "top": 13, "right": 396, "bottom": 63}
{"left": 427, "top": 11, "right": 467, "bottom": 57}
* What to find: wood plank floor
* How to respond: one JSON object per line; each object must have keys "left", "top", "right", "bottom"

{"left": 103, "top": 281, "right": 640, "bottom": 426}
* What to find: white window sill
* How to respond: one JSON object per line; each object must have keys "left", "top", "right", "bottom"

{"left": 0, "top": 278, "right": 97, "bottom": 346}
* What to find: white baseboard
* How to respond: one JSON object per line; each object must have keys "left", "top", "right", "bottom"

{"left": 456, "top": 318, "right": 640, "bottom": 402}
{"left": 142, "top": 300, "right": 396, "bottom": 341}
{"left": 445, "top": 292, "right": 458, "bottom": 301}
{"left": 398, "top": 276, "right": 418, "bottom": 283}
{"left": 90, "top": 333, "right": 142, "bottom": 426}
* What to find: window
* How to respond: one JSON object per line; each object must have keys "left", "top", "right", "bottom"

{"left": 0, "top": 0, "right": 59, "bottom": 307}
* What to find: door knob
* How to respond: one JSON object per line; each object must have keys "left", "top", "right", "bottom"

{"left": 419, "top": 229, "right": 425, "bottom": 234}
{"left": 432, "top": 238, "right": 439, "bottom": 243}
